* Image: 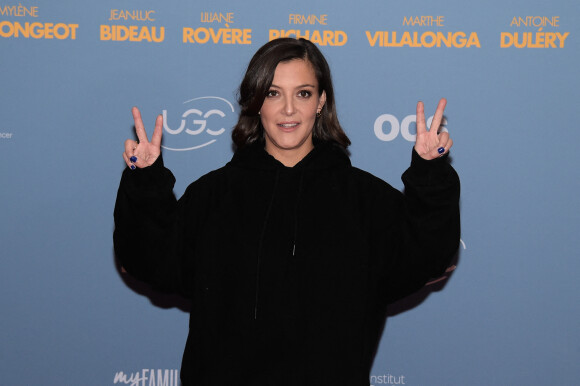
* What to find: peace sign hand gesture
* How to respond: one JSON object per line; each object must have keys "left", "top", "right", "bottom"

{"left": 123, "top": 107, "right": 163, "bottom": 169}
{"left": 413, "top": 98, "right": 453, "bottom": 160}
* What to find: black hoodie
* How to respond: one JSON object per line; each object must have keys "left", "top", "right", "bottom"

{"left": 114, "top": 141, "right": 460, "bottom": 385}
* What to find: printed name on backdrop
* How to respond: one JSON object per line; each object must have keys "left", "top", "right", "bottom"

{"left": 109, "top": 10, "right": 156, "bottom": 22}
{"left": 501, "top": 16, "right": 569, "bottom": 48}
{"left": 183, "top": 11, "right": 251, "bottom": 44}
{"left": 0, "top": 5, "right": 78, "bottom": 40}
{"left": 367, "top": 15, "right": 480, "bottom": 48}
{"left": 101, "top": 8, "right": 163, "bottom": 42}
{"left": 0, "top": 4, "right": 37, "bottom": 17}
{"left": 269, "top": 13, "right": 347, "bottom": 46}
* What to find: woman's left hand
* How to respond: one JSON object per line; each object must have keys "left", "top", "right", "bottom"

{"left": 414, "top": 98, "right": 453, "bottom": 160}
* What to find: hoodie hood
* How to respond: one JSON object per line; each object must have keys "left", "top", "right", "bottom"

{"left": 226, "top": 140, "right": 351, "bottom": 320}
{"left": 228, "top": 140, "right": 351, "bottom": 172}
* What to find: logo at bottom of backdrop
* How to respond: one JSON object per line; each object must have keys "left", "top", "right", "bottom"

{"left": 370, "top": 373, "right": 406, "bottom": 385}
{"left": 162, "top": 96, "right": 236, "bottom": 151}
{"left": 113, "top": 369, "right": 179, "bottom": 386}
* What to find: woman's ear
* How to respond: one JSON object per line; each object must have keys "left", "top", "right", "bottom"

{"left": 318, "top": 90, "right": 327, "bottom": 111}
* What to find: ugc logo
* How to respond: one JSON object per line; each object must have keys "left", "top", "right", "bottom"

{"left": 162, "top": 96, "right": 236, "bottom": 151}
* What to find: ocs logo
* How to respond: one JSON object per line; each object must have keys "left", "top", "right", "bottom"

{"left": 162, "top": 96, "right": 236, "bottom": 151}
{"left": 374, "top": 113, "right": 448, "bottom": 142}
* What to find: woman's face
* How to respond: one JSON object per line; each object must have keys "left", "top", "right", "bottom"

{"left": 260, "top": 59, "right": 326, "bottom": 167}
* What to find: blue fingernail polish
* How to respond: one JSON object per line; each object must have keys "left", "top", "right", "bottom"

{"left": 130, "top": 156, "right": 137, "bottom": 163}
{"left": 437, "top": 147, "right": 445, "bottom": 154}
{"left": 130, "top": 164, "right": 136, "bottom": 170}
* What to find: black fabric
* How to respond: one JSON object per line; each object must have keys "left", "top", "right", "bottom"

{"left": 114, "top": 141, "right": 460, "bottom": 386}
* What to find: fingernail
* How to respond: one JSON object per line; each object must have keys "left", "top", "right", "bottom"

{"left": 437, "top": 147, "right": 445, "bottom": 154}
{"left": 130, "top": 156, "right": 137, "bottom": 163}
{"left": 130, "top": 164, "right": 136, "bottom": 170}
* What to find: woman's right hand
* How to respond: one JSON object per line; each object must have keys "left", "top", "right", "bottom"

{"left": 123, "top": 106, "right": 163, "bottom": 169}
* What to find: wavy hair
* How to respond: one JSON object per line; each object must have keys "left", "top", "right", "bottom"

{"left": 232, "top": 38, "right": 350, "bottom": 149}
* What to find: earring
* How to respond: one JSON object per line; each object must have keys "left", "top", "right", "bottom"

{"left": 316, "top": 111, "right": 321, "bottom": 118}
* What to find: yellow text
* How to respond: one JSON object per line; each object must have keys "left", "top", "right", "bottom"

{"left": 500, "top": 32, "right": 569, "bottom": 48}
{"left": 109, "top": 10, "right": 156, "bottom": 22}
{"left": 402, "top": 16, "right": 444, "bottom": 27}
{"left": 182, "top": 27, "right": 251, "bottom": 44}
{"left": 0, "top": 4, "right": 38, "bottom": 17}
{"left": 269, "top": 29, "right": 347, "bottom": 46}
{"left": 288, "top": 14, "right": 328, "bottom": 25}
{"left": 510, "top": 16, "right": 559, "bottom": 28}
{"left": 366, "top": 31, "right": 480, "bottom": 48}
{"left": 0, "top": 21, "right": 78, "bottom": 39}
{"left": 100, "top": 25, "right": 165, "bottom": 42}
{"left": 200, "top": 12, "right": 234, "bottom": 24}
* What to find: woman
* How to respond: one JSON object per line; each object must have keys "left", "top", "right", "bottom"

{"left": 114, "top": 38, "right": 460, "bottom": 385}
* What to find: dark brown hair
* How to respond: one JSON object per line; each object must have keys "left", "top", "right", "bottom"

{"left": 232, "top": 38, "right": 350, "bottom": 149}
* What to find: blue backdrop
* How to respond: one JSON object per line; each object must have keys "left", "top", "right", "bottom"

{"left": 1, "top": 0, "right": 579, "bottom": 385}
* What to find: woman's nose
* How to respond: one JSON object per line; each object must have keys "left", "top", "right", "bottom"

{"left": 283, "top": 97, "right": 295, "bottom": 115}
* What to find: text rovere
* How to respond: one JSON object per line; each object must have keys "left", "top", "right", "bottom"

{"left": 184, "top": 11, "right": 251, "bottom": 44}
{"left": 183, "top": 27, "right": 251, "bottom": 44}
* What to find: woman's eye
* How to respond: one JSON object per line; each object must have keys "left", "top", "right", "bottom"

{"left": 266, "top": 90, "right": 278, "bottom": 97}
{"left": 298, "top": 90, "right": 312, "bottom": 98}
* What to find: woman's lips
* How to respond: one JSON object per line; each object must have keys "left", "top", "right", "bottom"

{"left": 278, "top": 122, "right": 299, "bottom": 131}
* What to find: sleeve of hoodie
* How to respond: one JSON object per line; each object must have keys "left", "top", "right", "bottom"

{"left": 113, "top": 156, "right": 197, "bottom": 297}
{"left": 377, "top": 148, "right": 460, "bottom": 304}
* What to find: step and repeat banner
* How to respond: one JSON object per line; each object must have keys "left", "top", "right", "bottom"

{"left": 1, "top": 0, "right": 579, "bottom": 385}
